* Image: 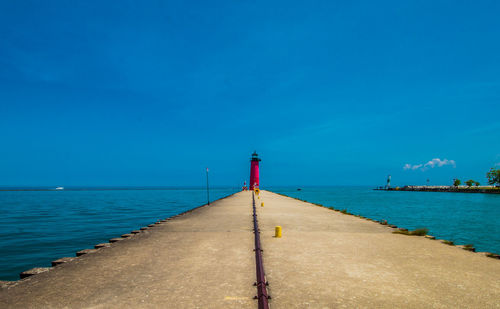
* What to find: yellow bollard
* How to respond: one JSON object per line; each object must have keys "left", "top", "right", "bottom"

{"left": 275, "top": 226, "right": 282, "bottom": 238}
{"left": 261, "top": 202, "right": 264, "bottom": 207}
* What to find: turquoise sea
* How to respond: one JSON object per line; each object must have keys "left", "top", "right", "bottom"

{"left": 0, "top": 186, "right": 499, "bottom": 281}
{"left": 0, "top": 187, "right": 237, "bottom": 281}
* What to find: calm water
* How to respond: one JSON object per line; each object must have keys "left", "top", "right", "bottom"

{"left": 270, "top": 186, "right": 500, "bottom": 255}
{"left": 1, "top": 186, "right": 499, "bottom": 281}
{"left": 0, "top": 187, "right": 236, "bottom": 281}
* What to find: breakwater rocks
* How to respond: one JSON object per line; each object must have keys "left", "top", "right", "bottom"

{"left": 1, "top": 192, "right": 237, "bottom": 286}
{"left": 273, "top": 192, "right": 500, "bottom": 261}
{"left": 375, "top": 185, "right": 500, "bottom": 194}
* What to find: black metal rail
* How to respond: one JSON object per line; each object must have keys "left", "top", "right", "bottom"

{"left": 252, "top": 192, "right": 270, "bottom": 309}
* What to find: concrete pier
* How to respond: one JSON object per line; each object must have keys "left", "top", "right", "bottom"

{"left": 257, "top": 191, "right": 500, "bottom": 308}
{"left": 1, "top": 191, "right": 499, "bottom": 308}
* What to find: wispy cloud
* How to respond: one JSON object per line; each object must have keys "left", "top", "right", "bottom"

{"left": 403, "top": 158, "right": 456, "bottom": 171}
{"left": 403, "top": 163, "right": 422, "bottom": 171}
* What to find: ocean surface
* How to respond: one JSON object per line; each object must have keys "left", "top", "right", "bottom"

{"left": 1, "top": 186, "right": 499, "bottom": 281}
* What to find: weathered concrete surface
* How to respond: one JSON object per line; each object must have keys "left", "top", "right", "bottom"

{"left": 18, "top": 268, "right": 50, "bottom": 280}
{"left": 258, "top": 190, "right": 500, "bottom": 308}
{"left": 51, "top": 257, "right": 76, "bottom": 267}
{"left": 2, "top": 190, "right": 499, "bottom": 308}
{"left": 0, "top": 191, "right": 255, "bottom": 309}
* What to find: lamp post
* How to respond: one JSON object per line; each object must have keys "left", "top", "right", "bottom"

{"left": 206, "top": 167, "right": 210, "bottom": 205}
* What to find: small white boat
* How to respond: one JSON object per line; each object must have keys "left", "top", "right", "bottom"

{"left": 55, "top": 187, "right": 64, "bottom": 190}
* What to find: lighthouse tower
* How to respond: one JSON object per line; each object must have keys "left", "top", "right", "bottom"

{"left": 249, "top": 151, "right": 261, "bottom": 190}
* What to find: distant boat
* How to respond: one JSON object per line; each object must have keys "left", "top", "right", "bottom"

{"left": 55, "top": 187, "right": 64, "bottom": 190}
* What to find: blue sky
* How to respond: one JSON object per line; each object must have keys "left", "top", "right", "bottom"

{"left": 1, "top": 1, "right": 499, "bottom": 187}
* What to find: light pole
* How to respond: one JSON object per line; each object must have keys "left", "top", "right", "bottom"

{"left": 206, "top": 167, "right": 210, "bottom": 205}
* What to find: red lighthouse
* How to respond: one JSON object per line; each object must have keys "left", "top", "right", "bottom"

{"left": 249, "top": 151, "right": 261, "bottom": 190}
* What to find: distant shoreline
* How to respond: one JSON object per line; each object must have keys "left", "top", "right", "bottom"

{"left": 375, "top": 186, "right": 500, "bottom": 194}
{"left": 0, "top": 188, "right": 175, "bottom": 192}
{"left": 0, "top": 186, "right": 233, "bottom": 192}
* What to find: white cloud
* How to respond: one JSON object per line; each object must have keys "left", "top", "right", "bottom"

{"left": 403, "top": 158, "right": 456, "bottom": 171}
{"left": 424, "top": 158, "right": 456, "bottom": 168}
{"left": 403, "top": 163, "right": 422, "bottom": 170}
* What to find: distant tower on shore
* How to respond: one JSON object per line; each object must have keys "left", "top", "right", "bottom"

{"left": 386, "top": 175, "right": 391, "bottom": 189}
{"left": 249, "top": 151, "right": 261, "bottom": 190}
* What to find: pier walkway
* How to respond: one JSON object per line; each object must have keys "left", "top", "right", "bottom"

{"left": 258, "top": 191, "right": 499, "bottom": 308}
{"left": 1, "top": 190, "right": 499, "bottom": 308}
{"left": 0, "top": 191, "right": 256, "bottom": 308}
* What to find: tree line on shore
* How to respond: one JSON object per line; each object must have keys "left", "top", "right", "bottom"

{"left": 453, "top": 167, "right": 500, "bottom": 187}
